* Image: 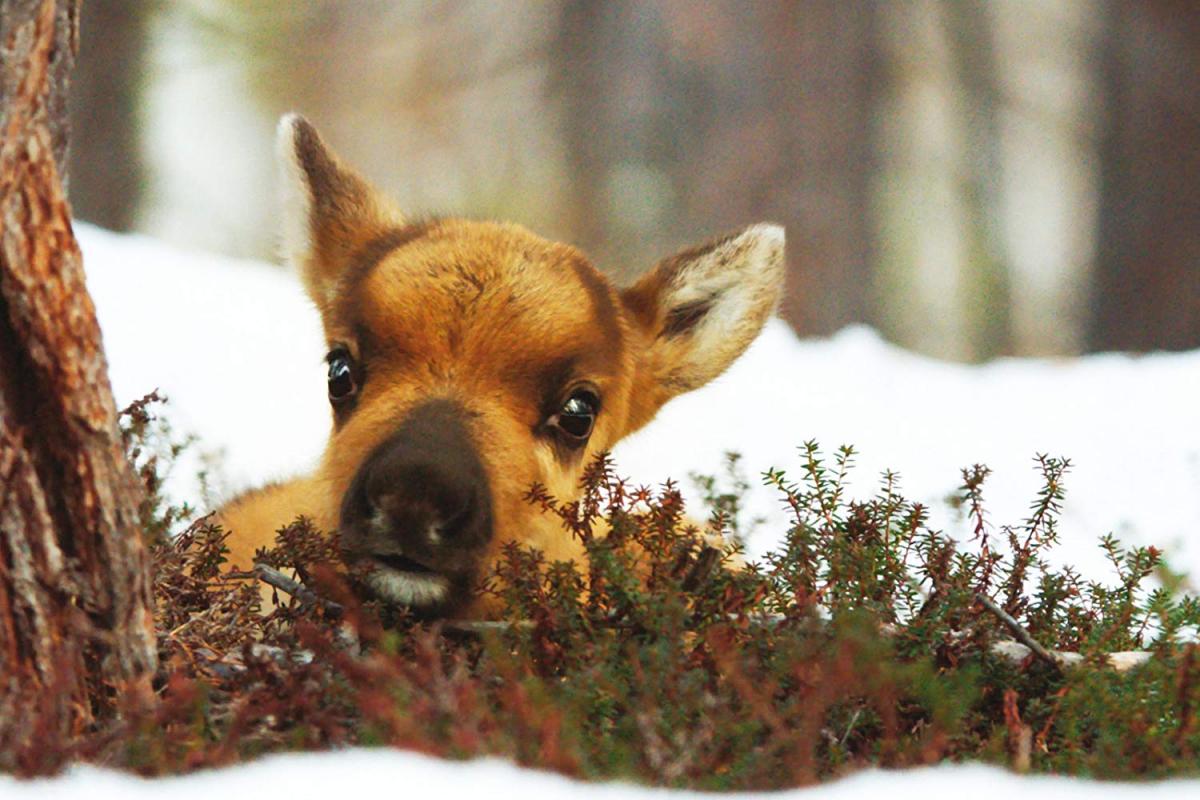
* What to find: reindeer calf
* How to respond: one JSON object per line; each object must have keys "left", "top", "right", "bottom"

{"left": 216, "top": 115, "right": 784, "bottom": 618}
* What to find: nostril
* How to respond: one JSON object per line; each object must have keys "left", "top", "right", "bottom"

{"left": 441, "top": 488, "right": 476, "bottom": 533}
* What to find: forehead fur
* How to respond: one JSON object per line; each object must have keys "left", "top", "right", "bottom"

{"left": 335, "top": 219, "right": 626, "bottom": 391}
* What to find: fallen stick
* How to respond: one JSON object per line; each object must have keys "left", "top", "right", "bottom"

{"left": 988, "top": 639, "right": 1153, "bottom": 672}
{"left": 253, "top": 563, "right": 344, "bottom": 615}
{"left": 975, "top": 592, "right": 1060, "bottom": 670}
{"left": 972, "top": 593, "right": 1155, "bottom": 672}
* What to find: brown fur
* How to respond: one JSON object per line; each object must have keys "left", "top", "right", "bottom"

{"left": 216, "top": 115, "right": 785, "bottom": 618}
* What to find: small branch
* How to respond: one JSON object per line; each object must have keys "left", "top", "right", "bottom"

{"left": 976, "top": 592, "right": 1060, "bottom": 670}
{"left": 253, "top": 564, "right": 344, "bottom": 616}
{"left": 840, "top": 708, "right": 863, "bottom": 747}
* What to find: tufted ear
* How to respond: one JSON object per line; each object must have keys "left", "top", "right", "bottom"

{"left": 277, "top": 113, "right": 403, "bottom": 313}
{"left": 621, "top": 224, "right": 785, "bottom": 431}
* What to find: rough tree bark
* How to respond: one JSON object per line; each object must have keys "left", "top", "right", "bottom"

{"left": 0, "top": 0, "right": 157, "bottom": 766}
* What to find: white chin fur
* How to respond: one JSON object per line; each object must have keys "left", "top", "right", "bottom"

{"left": 365, "top": 566, "right": 451, "bottom": 607}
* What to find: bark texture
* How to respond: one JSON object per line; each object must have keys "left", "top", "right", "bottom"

{"left": 0, "top": 0, "right": 156, "bottom": 765}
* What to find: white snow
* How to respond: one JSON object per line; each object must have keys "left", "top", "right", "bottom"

{"left": 4, "top": 748, "right": 1199, "bottom": 800}
{"left": 34, "top": 222, "right": 1200, "bottom": 797}
{"left": 80, "top": 223, "right": 329, "bottom": 502}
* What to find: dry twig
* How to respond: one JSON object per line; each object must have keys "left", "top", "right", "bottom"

{"left": 975, "top": 592, "right": 1061, "bottom": 670}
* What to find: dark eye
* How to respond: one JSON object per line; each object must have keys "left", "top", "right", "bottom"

{"left": 550, "top": 388, "right": 599, "bottom": 444}
{"left": 327, "top": 349, "right": 357, "bottom": 403}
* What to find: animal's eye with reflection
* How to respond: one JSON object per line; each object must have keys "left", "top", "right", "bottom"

{"left": 326, "top": 348, "right": 358, "bottom": 404}
{"left": 549, "top": 388, "right": 599, "bottom": 445}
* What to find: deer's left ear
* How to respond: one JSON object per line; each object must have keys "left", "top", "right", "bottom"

{"left": 277, "top": 113, "right": 404, "bottom": 313}
{"left": 621, "top": 224, "right": 785, "bottom": 430}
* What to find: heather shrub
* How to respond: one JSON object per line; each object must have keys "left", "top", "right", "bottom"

{"left": 15, "top": 395, "right": 1199, "bottom": 785}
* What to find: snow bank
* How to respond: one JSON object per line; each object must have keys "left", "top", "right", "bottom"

{"left": 3, "top": 749, "right": 1199, "bottom": 800}
{"left": 81, "top": 223, "right": 329, "bottom": 499}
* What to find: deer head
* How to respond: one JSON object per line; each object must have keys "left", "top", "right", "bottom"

{"left": 227, "top": 114, "right": 784, "bottom": 618}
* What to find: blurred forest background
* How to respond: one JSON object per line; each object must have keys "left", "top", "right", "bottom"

{"left": 67, "top": 0, "right": 1199, "bottom": 361}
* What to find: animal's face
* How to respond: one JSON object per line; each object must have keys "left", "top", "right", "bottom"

{"left": 312, "top": 220, "right": 639, "bottom": 614}
{"left": 279, "top": 115, "right": 784, "bottom": 616}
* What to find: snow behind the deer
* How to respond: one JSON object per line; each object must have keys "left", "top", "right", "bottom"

{"left": 77, "top": 223, "right": 1200, "bottom": 583}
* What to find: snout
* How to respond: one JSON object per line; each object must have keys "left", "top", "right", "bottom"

{"left": 339, "top": 400, "right": 493, "bottom": 613}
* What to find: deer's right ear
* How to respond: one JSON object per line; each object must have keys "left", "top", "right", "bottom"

{"left": 620, "top": 224, "right": 785, "bottom": 432}
{"left": 277, "top": 113, "right": 403, "bottom": 312}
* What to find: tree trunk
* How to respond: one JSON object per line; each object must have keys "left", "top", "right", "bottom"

{"left": 942, "top": 0, "right": 1013, "bottom": 359}
{"left": 66, "top": 0, "right": 148, "bottom": 231}
{"left": 761, "top": 1, "right": 879, "bottom": 338}
{"left": 1089, "top": 0, "right": 1200, "bottom": 352}
{"left": 0, "top": 0, "right": 156, "bottom": 769}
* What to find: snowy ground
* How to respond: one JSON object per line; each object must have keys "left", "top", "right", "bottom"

{"left": 6, "top": 751, "right": 1200, "bottom": 800}
{"left": 13, "top": 222, "right": 1195, "bottom": 797}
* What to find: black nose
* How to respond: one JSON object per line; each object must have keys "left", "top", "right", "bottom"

{"left": 364, "top": 457, "right": 480, "bottom": 546}
{"left": 340, "top": 400, "right": 492, "bottom": 558}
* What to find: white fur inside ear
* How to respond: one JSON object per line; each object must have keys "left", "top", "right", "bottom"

{"left": 668, "top": 223, "right": 784, "bottom": 299}
{"left": 662, "top": 223, "right": 785, "bottom": 386}
{"left": 276, "top": 113, "right": 313, "bottom": 273}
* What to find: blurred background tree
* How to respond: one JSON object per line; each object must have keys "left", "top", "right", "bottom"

{"left": 68, "top": 0, "right": 1199, "bottom": 360}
